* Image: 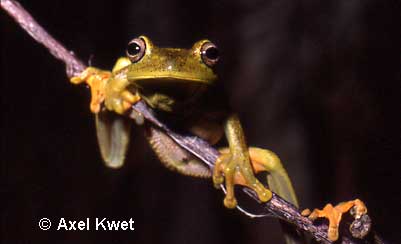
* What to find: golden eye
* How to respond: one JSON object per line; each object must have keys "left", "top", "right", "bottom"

{"left": 200, "top": 42, "right": 219, "bottom": 67}
{"left": 126, "top": 38, "right": 146, "bottom": 62}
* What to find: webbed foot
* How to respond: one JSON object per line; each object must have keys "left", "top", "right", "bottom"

{"left": 213, "top": 150, "right": 272, "bottom": 209}
{"left": 70, "top": 67, "right": 111, "bottom": 113}
{"left": 302, "top": 199, "right": 367, "bottom": 241}
{"left": 71, "top": 67, "right": 141, "bottom": 114}
{"left": 104, "top": 85, "right": 141, "bottom": 115}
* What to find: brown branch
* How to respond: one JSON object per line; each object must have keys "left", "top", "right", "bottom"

{"left": 1, "top": 1, "right": 376, "bottom": 244}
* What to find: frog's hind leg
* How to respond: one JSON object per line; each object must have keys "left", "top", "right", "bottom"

{"left": 302, "top": 199, "right": 367, "bottom": 241}
{"left": 218, "top": 147, "right": 299, "bottom": 207}
{"left": 95, "top": 110, "right": 131, "bottom": 169}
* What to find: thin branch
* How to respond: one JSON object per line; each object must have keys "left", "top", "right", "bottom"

{"left": 1, "top": 0, "right": 85, "bottom": 77}
{"left": 1, "top": 1, "right": 375, "bottom": 244}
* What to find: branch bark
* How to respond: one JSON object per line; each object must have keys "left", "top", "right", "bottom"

{"left": 1, "top": 1, "right": 376, "bottom": 243}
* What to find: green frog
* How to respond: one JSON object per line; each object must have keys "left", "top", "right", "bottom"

{"left": 71, "top": 36, "right": 367, "bottom": 241}
{"left": 71, "top": 35, "right": 296, "bottom": 208}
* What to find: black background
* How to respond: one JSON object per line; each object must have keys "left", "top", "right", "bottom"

{"left": 1, "top": 0, "right": 400, "bottom": 243}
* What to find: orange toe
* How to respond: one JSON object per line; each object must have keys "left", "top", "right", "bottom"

{"left": 305, "top": 199, "right": 367, "bottom": 241}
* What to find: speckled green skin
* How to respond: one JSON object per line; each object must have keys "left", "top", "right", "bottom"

{"left": 74, "top": 36, "right": 298, "bottom": 210}
{"left": 127, "top": 37, "right": 216, "bottom": 83}
{"left": 103, "top": 36, "right": 216, "bottom": 114}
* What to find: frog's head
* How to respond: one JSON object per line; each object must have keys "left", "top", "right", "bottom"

{"left": 125, "top": 35, "right": 219, "bottom": 112}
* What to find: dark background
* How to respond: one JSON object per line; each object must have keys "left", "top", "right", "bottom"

{"left": 1, "top": 0, "right": 400, "bottom": 243}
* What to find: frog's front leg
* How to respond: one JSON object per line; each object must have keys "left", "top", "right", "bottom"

{"left": 105, "top": 58, "right": 141, "bottom": 115}
{"left": 102, "top": 77, "right": 140, "bottom": 114}
{"left": 70, "top": 58, "right": 141, "bottom": 115}
{"left": 213, "top": 114, "right": 272, "bottom": 208}
{"left": 70, "top": 67, "right": 111, "bottom": 113}
{"left": 70, "top": 58, "right": 140, "bottom": 168}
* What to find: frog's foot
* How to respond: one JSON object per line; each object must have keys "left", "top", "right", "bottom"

{"left": 301, "top": 199, "right": 367, "bottom": 241}
{"left": 104, "top": 88, "right": 141, "bottom": 115}
{"left": 70, "top": 67, "right": 111, "bottom": 113}
{"left": 213, "top": 150, "right": 272, "bottom": 209}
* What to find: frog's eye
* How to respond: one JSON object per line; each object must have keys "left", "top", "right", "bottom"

{"left": 200, "top": 42, "right": 219, "bottom": 67}
{"left": 126, "top": 38, "right": 146, "bottom": 62}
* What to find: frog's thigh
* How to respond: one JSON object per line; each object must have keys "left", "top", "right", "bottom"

{"left": 219, "top": 147, "right": 298, "bottom": 207}
{"left": 146, "top": 127, "right": 211, "bottom": 178}
{"left": 95, "top": 111, "right": 131, "bottom": 169}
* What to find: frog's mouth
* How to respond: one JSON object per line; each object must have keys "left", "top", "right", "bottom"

{"left": 133, "top": 78, "right": 209, "bottom": 107}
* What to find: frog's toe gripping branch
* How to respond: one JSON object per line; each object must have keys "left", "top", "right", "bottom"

{"left": 248, "top": 147, "right": 299, "bottom": 207}
{"left": 214, "top": 147, "right": 298, "bottom": 209}
{"left": 302, "top": 199, "right": 367, "bottom": 241}
{"left": 70, "top": 66, "right": 141, "bottom": 115}
{"left": 104, "top": 89, "right": 141, "bottom": 115}
{"left": 70, "top": 67, "right": 111, "bottom": 113}
{"left": 213, "top": 149, "right": 273, "bottom": 209}
{"left": 71, "top": 66, "right": 139, "bottom": 169}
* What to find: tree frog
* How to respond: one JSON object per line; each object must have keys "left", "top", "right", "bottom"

{"left": 71, "top": 36, "right": 367, "bottom": 241}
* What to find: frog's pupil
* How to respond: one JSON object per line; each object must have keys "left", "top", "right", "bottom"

{"left": 205, "top": 47, "right": 219, "bottom": 60}
{"left": 128, "top": 43, "right": 141, "bottom": 55}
